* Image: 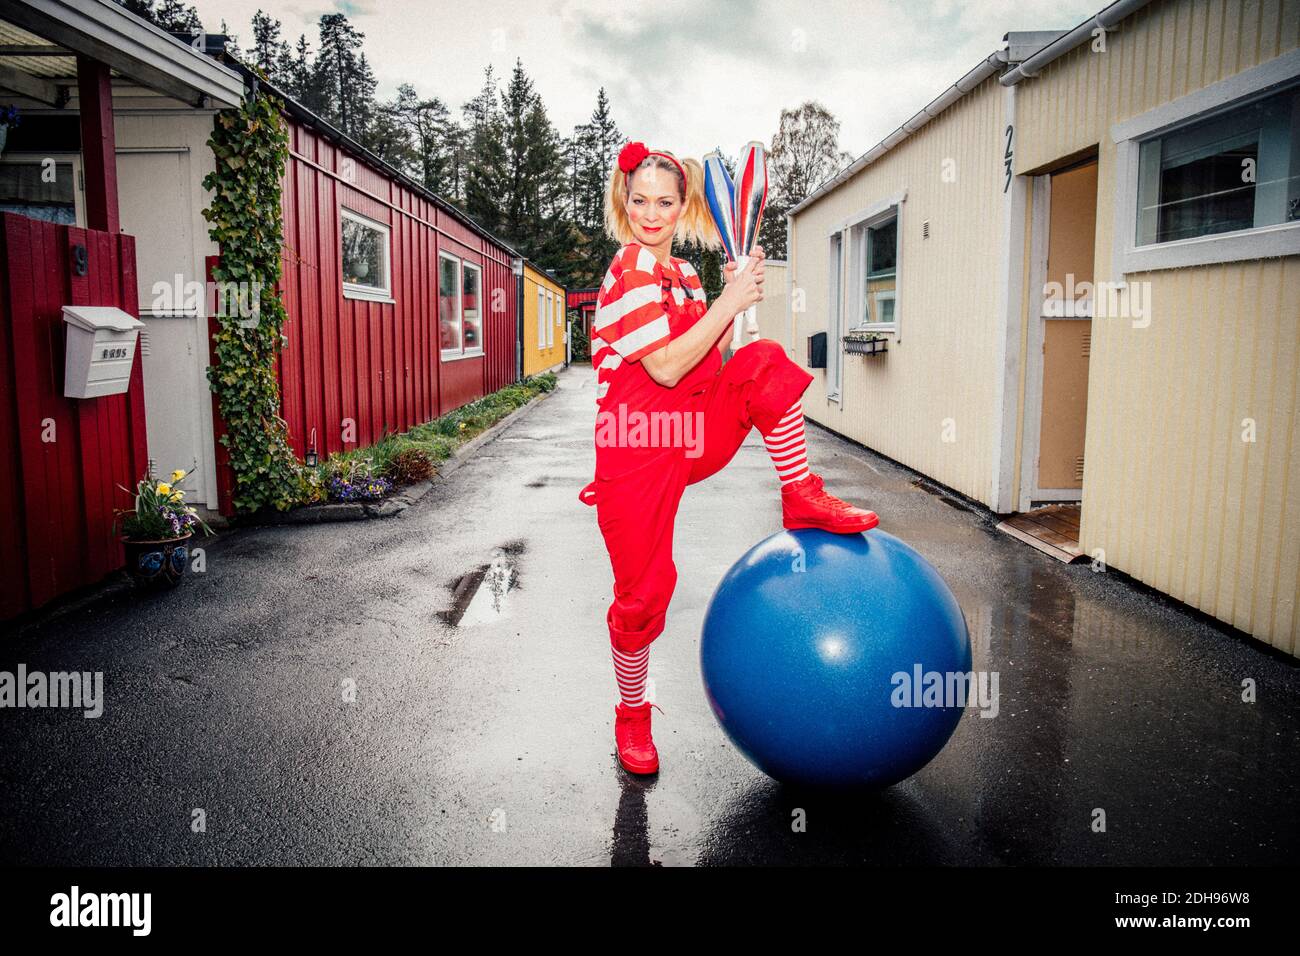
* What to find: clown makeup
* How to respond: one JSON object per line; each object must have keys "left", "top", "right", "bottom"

{"left": 625, "top": 164, "right": 683, "bottom": 263}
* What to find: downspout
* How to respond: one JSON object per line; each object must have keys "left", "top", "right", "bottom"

{"left": 513, "top": 258, "right": 524, "bottom": 381}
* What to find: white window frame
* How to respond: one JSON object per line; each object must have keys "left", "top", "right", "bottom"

{"left": 1111, "top": 48, "right": 1300, "bottom": 276}
{"left": 830, "top": 191, "right": 905, "bottom": 339}
{"left": 438, "top": 250, "right": 466, "bottom": 361}
{"left": 827, "top": 231, "right": 844, "bottom": 402}
{"left": 340, "top": 207, "right": 393, "bottom": 303}
{"left": 459, "top": 260, "right": 484, "bottom": 359}
{"left": 537, "top": 286, "right": 546, "bottom": 351}
{"left": 546, "top": 290, "right": 556, "bottom": 349}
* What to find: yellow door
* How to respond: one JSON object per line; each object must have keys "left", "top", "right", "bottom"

{"left": 1039, "top": 160, "right": 1096, "bottom": 491}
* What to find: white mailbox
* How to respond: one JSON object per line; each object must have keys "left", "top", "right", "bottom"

{"left": 62, "top": 305, "right": 145, "bottom": 399}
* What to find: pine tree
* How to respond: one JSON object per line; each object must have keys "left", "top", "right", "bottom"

{"left": 314, "top": 13, "right": 367, "bottom": 137}
{"left": 500, "top": 60, "right": 536, "bottom": 247}
{"left": 462, "top": 68, "right": 508, "bottom": 234}
{"left": 153, "top": 0, "right": 202, "bottom": 32}
{"left": 283, "top": 35, "right": 317, "bottom": 107}
{"left": 564, "top": 88, "right": 622, "bottom": 287}
{"left": 250, "top": 10, "right": 291, "bottom": 84}
{"left": 219, "top": 20, "right": 241, "bottom": 60}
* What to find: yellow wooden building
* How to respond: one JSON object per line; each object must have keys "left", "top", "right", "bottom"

{"left": 766, "top": 0, "right": 1299, "bottom": 656}
{"left": 523, "top": 261, "right": 567, "bottom": 376}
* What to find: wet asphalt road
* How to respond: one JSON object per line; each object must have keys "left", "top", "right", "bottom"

{"left": 1, "top": 363, "right": 1297, "bottom": 866}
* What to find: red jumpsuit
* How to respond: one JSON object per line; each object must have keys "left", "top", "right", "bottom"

{"left": 578, "top": 242, "right": 813, "bottom": 655}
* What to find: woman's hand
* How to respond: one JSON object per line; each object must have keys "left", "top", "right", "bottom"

{"left": 722, "top": 244, "right": 765, "bottom": 289}
{"left": 720, "top": 244, "right": 765, "bottom": 316}
{"left": 718, "top": 250, "right": 763, "bottom": 316}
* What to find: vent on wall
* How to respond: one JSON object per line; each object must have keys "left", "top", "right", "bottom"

{"left": 1075, "top": 455, "right": 1085, "bottom": 483}
{"left": 139, "top": 326, "right": 151, "bottom": 356}
{"left": 922, "top": 219, "right": 930, "bottom": 239}
{"left": 1081, "top": 328, "right": 1090, "bottom": 357}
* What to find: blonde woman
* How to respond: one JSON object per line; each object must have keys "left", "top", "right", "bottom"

{"left": 577, "top": 141, "right": 879, "bottom": 775}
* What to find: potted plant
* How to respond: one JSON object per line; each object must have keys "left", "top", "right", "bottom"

{"left": 843, "top": 329, "right": 889, "bottom": 355}
{"left": 116, "top": 469, "right": 212, "bottom": 588}
{"left": 0, "top": 105, "right": 19, "bottom": 156}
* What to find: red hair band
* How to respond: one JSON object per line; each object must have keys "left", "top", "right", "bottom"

{"left": 617, "top": 141, "right": 686, "bottom": 186}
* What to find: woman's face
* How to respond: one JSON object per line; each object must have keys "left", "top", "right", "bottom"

{"left": 625, "top": 164, "right": 683, "bottom": 252}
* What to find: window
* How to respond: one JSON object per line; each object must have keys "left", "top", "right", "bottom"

{"left": 546, "top": 291, "right": 555, "bottom": 349}
{"left": 1112, "top": 51, "right": 1300, "bottom": 273}
{"left": 439, "top": 252, "right": 462, "bottom": 355}
{"left": 462, "top": 262, "right": 483, "bottom": 355}
{"left": 341, "top": 208, "right": 392, "bottom": 301}
{"left": 0, "top": 158, "right": 80, "bottom": 224}
{"left": 851, "top": 213, "right": 898, "bottom": 329}
{"left": 537, "top": 286, "right": 546, "bottom": 351}
{"left": 1136, "top": 83, "right": 1298, "bottom": 245}
{"left": 827, "top": 232, "right": 843, "bottom": 401}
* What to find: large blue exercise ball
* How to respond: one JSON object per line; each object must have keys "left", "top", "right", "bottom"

{"left": 701, "top": 528, "right": 971, "bottom": 789}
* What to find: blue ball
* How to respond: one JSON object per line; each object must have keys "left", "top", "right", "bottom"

{"left": 701, "top": 528, "right": 971, "bottom": 789}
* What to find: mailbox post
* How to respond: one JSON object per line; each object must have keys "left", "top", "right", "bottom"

{"left": 62, "top": 305, "right": 145, "bottom": 399}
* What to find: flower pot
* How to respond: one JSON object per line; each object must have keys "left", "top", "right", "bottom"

{"left": 122, "top": 532, "right": 193, "bottom": 588}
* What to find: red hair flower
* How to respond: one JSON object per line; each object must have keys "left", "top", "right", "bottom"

{"left": 618, "top": 141, "right": 650, "bottom": 173}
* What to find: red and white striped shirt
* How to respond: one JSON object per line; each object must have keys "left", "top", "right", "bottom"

{"left": 591, "top": 242, "right": 707, "bottom": 406}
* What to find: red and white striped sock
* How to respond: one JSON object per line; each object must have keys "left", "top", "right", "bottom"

{"left": 764, "top": 401, "right": 812, "bottom": 486}
{"left": 612, "top": 646, "right": 649, "bottom": 707}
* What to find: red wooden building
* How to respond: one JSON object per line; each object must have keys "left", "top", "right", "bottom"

{"left": 0, "top": 2, "right": 530, "bottom": 617}
{"left": 207, "top": 63, "right": 525, "bottom": 511}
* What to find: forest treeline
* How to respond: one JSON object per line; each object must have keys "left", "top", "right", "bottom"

{"left": 119, "top": 0, "right": 854, "bottom": 291}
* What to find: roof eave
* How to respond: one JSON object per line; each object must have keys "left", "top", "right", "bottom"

{"left": 4, "top": 0, "right": 244, "bottom": 107}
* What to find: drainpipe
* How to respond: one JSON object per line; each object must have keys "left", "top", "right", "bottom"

{"left": 512, "top": 257, "right": 524, "bottom": 381}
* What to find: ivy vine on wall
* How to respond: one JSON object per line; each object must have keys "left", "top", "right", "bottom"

{"left": 202, "top": 85, "right": 306, "bottom": 512}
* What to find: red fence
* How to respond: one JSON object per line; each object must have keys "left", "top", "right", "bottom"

{"left": 0, "top": 214, "right": 147, "bottom": 618}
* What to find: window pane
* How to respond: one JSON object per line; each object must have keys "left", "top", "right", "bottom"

{"left": 855, "top": 214, "right": 898, "bottom": 325}
{"left": 462, "top": 264, "right": 481, "bottom": 352}
{"left": 342, "top": 214, "right": 385, "bottom": 289}
{"left": 868, "top": 217, "right": 897, "bottom": 274}
{"left": 0, "top": 162, "right": 75, "bottom": 224}
{"left": 439, "top": 257, "right": 461, "bottom": 352}
{"left": 1137, "top": 84, "right": 1299, "bottom": 245}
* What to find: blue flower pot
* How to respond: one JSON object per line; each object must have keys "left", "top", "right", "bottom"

{"left": 122, "top": 532, "right": 192, "bottom": 588}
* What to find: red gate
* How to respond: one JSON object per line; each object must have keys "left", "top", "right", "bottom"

{"left": 0, "top": 213, "right": 148, "bottom": 619}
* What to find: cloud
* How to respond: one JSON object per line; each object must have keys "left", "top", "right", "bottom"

{"left": 192, "top": 0, "right": 1102, "bottom": 160}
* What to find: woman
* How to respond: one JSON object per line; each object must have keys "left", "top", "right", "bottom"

{"left": 578, "top": 141, "right": 879, "bottom": 775}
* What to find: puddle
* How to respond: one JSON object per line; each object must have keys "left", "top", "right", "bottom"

{"left": 437, "top": 541, "right": 526, "bottom": 627}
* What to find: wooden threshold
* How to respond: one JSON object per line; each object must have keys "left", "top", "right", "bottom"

{"left": 996, "top": 504, "right": 1083, "bottom": 563}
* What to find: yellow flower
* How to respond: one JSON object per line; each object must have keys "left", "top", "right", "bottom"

{"left": 171, "top": 469, "right": 185, "bottom": 482}
{"left": 170, "top": 491, "right": 183, "bottom": 503}
{"left": 157, "top": 482, "right": 172, "bottom": 495}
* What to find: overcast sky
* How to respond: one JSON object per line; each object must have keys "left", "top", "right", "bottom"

{"left": 186, "top": 0, "right": 1101, "bottom": 161}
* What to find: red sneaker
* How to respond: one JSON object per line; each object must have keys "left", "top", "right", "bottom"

{"left": 781, "top": 473, "right": 879, "bottom": 533}
{"left": 614, "top": 701, "right": 662, "bottom": 775}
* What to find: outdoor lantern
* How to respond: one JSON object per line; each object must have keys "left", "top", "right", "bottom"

{"left": 305, "top": 428, "right": 318, "bottom": 468}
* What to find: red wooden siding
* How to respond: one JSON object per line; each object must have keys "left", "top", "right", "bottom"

{"left": 0, "top": 214, "right": 148, "bottom": 618}
{"left": 275, "top": 119, "right": 519, "bottom": 462}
